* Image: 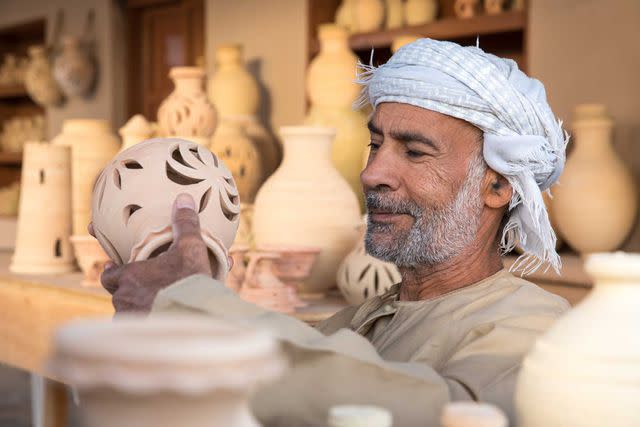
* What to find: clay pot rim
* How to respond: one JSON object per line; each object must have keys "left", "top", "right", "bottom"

{"left": 256, "top": 244, "right": 321, "bottom": 255}
{"left": 279, "top": 126, "right": 336, "bottom": 138}
{"left": 169, "top": 66, "right": 205, "bottom": 80}
{"left": 62, "top": 119, "right": 111, "bottom": 134}
{"left": 119, "top": 114, "right": 154, "bottom": 136}
{"left": 318, "top": 23, "right": 348, "bottom": 40}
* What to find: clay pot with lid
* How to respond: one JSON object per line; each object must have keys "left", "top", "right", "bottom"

{"left": 91, "top": 138, "right": 240, "bottom": 282}
{"left": 49, "top": 314, "right": 286, "bottom": 427}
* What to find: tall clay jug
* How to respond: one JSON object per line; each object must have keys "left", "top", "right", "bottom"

{"left": 252, "top": 127, "right": 361, "bottom": 296}
{"left": 516, "top": 252, "right": 640, "bottom": 427}
{"left": 11, "top": 143, "right": 75, "bottom": 274}
{"left": 305, "top": 24, "right": 369, "bottom": 210}
{"left": 552, "top": 104, "right": 638, "bottom": 253}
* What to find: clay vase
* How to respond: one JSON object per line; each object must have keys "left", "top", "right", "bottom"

{"left": 552, "top": 104, "right": 638, "bottom": 253}
{"left": 516, "top": 252, "right": 640, "bottom": 427}
{"left": 404, "top": 0, "right": 439, "bottom": 25}
{"left": 441, "top": 402, "right": 507, "bottom": 427}
{"left": 119, "top": 115, "right": 154, "bottom": 151}
{"left": 52, "top": 119, "right": 120, "bottom": 237}
{"left": 91, "top": 138, "right": 240, "bottom": 282}
{"left": 209, "top": 118, "right": 263, "bottom": 203}
{"left": 237, "top": 114, "right": 281, "bottom": 181}
{"left": 385, "top": 0, "right": 404, "bottom": 29}
{"left": 253, "top": 127, "right": 361, "bottom": 296}
{"left": 328, "top": 405, "right": 393, "bottom": 427}
{"left": 353, "top": 0, "right": 385, "bottom": 32}
{"left": 305, "top": 24, "right": 368, "bottom": 208}
{"left": 256, "top": 245, "right": 320, "bottom": 297}
{"left": 11, "top": 143, "right": 75, "bottom": 274}
{"left": 52, "top": 36, "right": 96, "bottom": 98}
{"left": 157, "top": 67, "right": 217, "bottom": 146}
{"left": 391, "top": 35, "right": 421, "bottom": 53}
{"left": 335, "top": 0, "right": 354, "bottom": 31}
{"left": 70, "top": 235, "right": 110, "bottom": 287}
{"left": 484, "top": 0, "right": 505, "bottom": 15}
{"left": 226, "top": 244, "right": 249, "bottom": 292}
{"left": 24, "top": 45, "right": 63, "bottom": 107}
{"left": 207, "top": 44, "right": 260, "bottom": 117}
{"left": 48, "top": 314, "right": 286, "bottom": 427}
{"left": 234, "top": 203, "right": 254, "bottom": 247}
{"left": 454, "top": 0, "right": 479, "bottom": 18}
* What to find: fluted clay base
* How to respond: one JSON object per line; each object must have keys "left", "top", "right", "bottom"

{"left": 239, "top": 286, "right": 303, "bottom": 313}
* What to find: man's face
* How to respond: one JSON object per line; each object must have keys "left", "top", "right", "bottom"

{"left": 361, "top": 103, "right": 487, "bottom": 268}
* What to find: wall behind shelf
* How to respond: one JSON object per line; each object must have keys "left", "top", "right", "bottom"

{"left": 0, "top": 0, "right": 127, "bottom": 138}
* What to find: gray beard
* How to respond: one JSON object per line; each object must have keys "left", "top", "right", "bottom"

{"left": 365, "top": 154, "right": 486, "bottom": 268}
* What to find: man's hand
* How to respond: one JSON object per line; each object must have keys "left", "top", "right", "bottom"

{"left": 89, "top": 193, "right": 212, "bottom": 313}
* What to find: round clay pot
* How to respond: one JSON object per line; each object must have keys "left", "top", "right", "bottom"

{"left": 552, "top": 104, "right": 638, "bottom": 253}
{"left": 157, "top": 67, "right": 217, "bottom": 144}
{"left": 70, "top": 235, "right": 110, "bottom": 287}
{"left": 53, "top": 36, "right": 96, "bottom": 98}
{"left": 24, "top": 45, "right": 63, "bottom": 106}
{"left": 237, "top": 114, "right": 281, "bottom": 181}
{"left": 49, "top": 314, "right": 286, "bottom": 427}
{"left": 484, "top": 0, "right": 505, "bottom": 15}
{"left": 252, "top": 127, "right": 361, "bottom": 295}
{"left": 385, "top": 0, "right": 404, "bottom": 29}
{"left": 516, "top": 252, "right": 640, "bottom": 427}
{"left": 119, "top": 115, "right": 154, "bottom": 151}
{"left": 404, "top": 0, "right": 438, "bottom": 26}
{"left": 91, "top": 138, "right": 240, "bottom": 282}
{"left": 453, "top": 0, "right": 479, "bottom": 18}
{"left": 353, "top": 0, "right": 385, "bottom": 32}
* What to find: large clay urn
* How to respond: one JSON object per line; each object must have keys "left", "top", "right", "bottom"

{"left": 157, "top": 66, "right": 217, "bottom": 146}
{"left": 552, "top": 104, "right": 638, "bottom": 253}
{"left": 52, "top": 119, "right": 120, "bottom": 237}
{"left": 516, "top": 252, "right": 640, "bottom": 427}
{"left": 305, "top": 24, "right": 369, "bottom": 209}
{"left": 24, "top": 45, "right": 63, "bottom": 107}
{"left": 252, "top": 127, "right": 361, "bottom": 296}
{"left": 11, "top": 143, "right": 75, "bottom": 274}
{"left": 49, "top": 315, "right": 286, "bottom": 427}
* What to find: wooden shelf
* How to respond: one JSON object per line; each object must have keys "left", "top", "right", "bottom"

{"left": 348, "top": 10, "right": 526, "bottom": 51}
{"left": 0, "top": 84, "right": 30, "bottom": 100}
{"left": 0, "top": 152, "right": 22, "bottom": 166}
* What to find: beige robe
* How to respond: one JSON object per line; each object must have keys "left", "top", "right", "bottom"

{"left": 152, "top": 269, "right": 569, "bottom": 427}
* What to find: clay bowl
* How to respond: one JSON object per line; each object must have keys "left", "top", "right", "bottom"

{"left": 70, "top": 235, "right": 110, "bottom": 287}
{"left": 255, "top": 245, "right": 321, "bottom": 290}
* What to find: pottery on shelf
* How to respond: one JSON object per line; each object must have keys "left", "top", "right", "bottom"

{"left": 234, "top": 203, "right": 254, "bottom": 247}
{"left": 484, "top": 0, "right": 505, "bottom": 14}
{"left": 516, "top": 252, "right": 640, "bottom": 427}
{"left": 24, "top": 45, "right": 63, "bottom": 107}
{"left": 226, "top": 244, "right": 250, "bottom": 292}
{"left": 48, "top": 314, "right": 286, "bottom": 427}
{"left": 91, "top": 138, "right": 240, "bottom": 283}
{"left": 157, "top": 66, "right": 217, "bottom": 146}
{"left": 453, "top": 0, "right": 479, "bottom": 18}
{"left": 0, "top": 181, "right": 20, "bottom": 216}
{"left": 70, "top": 235, "right": 110, "bottom": 287}
{"left": 52, "top": 119, "right": 120, "bottom": 236}
{"left": 335, "top": 0, "right": 385, "bottom": 33}
{"left": 441, "top": 402, "right": 508, "bottom": 427}
{"left": 209, "top": 118, "right": 263, "bottom": 203}
{"left": 328, "top": 405, "right": 393, "bottom": 427}
{"left": 0, "top": 114, "right": 45, "bottom": 153}
{"left": 53, "top": 36, "right": 96, "bottom": 98}
{"left": 119, "top": 115, "right": 154, "bottom": 151}
{"left": 256, "top": 244, "right": 321, "bottom": 294}
{"left": 239, "top": 251, "right": 303, "bottom": 313}
{"left": 404, "top": 0, "right": 438, "bottom": 26}
{"left": 11, "top": 143, "right": 75, "bottom": 274}
{"left": 551, "top": 104, "right": 638, "bottom": 253}
{"left": 391, "top": 35, "right": 421, "bottom": 53}
{"left": 253, "top": 126, "right": 361, "bottom": 295}
{"left": 385, "top": 0, "right": 404, "bottom": 29}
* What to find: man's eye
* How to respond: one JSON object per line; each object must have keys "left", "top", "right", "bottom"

{"left": 368, "top": 142, "right": 381, "bottom": 150}
{"left": 407, "top": 150, "right": 424, "bottom": 158}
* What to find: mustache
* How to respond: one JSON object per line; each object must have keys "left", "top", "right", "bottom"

{"left": 365, "top": 192, "right": 422, "bottom": 218}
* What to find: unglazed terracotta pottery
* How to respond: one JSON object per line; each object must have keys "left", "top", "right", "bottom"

{"left": 391, "top": 35, "right": 421, "bottom": 53}
{"left": 552, "top": 104, "right": 638, "bottom": 253}
{"left": 208, "top": 44, "right": 260, "bottom": 117}
{"left": 441, "top": 402, "right": 508, "bottom": 427}
{"left": 70, "top": 235, "right": 110, "bottom": 287}
{"left": 516, "top": 252, "right": 640, "bottom": 427}
{"left": 306, "top": 24, "right": 368, "bottom": 207}
{"left": 91, "top": 138, "right": 240, "bottom": 282}
{"left": 404, "top": 0, "right": 438, "bottom": 25}
{"left": 0, "top": 114, "right": 45, "bottom": 153}
{"left": 335, "top": 0, "right": 385, "bottom": 32}
{"left": 24, "top": 45, "right": 63, "bottom": 107}
{"left": 157, "top": 67, "right": 217, "bottom": 146}
{"left": 253, "top": 127, "right": 361, "bottom": 295}
{"left": 227, "top": 244, "right": 250, "bottom": 292}
{"left": 256, "top": 245, "right": 321, "bottom": 294}
{"left": 52, "top": 119, "right": 120, "bottom": 236}
{"left": 53, "top": 36, "right": 96, "bottom": 98}
{"left": 235, "top": 114, "right": 281, "bottom": 181}
{"left": 328, "top": 405, "right": 393, "bottom": 427}
{"left": 0, "top": 181, "right": 20, "bottom": 216}
{"left": 119, "top": 115, "right": 154, "bottom": 151}
{"left": 49, "top": 314, "right": 286, "bottom": 427}
{"left": 484, "top": 0, "right": 505, "bottom": 14}
{"left": 209, "top": 118, "right": 263, "bottom": 203}
{"left": 234, "top": 203, "right": 254, "bottom": 247}
{"left": 337, "top": 223, "right": 401, "bottom": 305}
{"left": 11, "top": 143, "right": 75, "bottom": 274}
{"left": 454, "top": 0, "right": 479, "bottom": 18}
{"left": 385, "top": 0, "right": 404, "bottom": 28}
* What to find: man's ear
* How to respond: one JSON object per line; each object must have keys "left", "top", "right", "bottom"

{"left": 482, "top": 169, "right": 513, "bottom": 209}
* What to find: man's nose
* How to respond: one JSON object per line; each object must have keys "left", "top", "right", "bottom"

{"left": 360, "top": 145, "right": 401, "bottom": 192}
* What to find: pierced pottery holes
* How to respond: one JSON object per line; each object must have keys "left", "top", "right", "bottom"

{"left": 122, "top": 160, "right": 143, "bottom": 169}
{"left": 239, "top": 165, "right": 246, "bottom": 178}
{"left": 199, "top": 187, "right": 212, "bottom": 213}
{"left": 54, "top": 239, "right": 62, "bottom": 258}
{"left": 113, "top": 169, "right": 122, "bottom": 189}
{"left": 220, "top": 192, "right": 239, "bottom": 222}
{"left": 165, "top": 161, "right": 205, "bottom": 185}
{"left": 189, "top": 147, "right": 206, "bottom": 165}
{"left": 39, "top": 169, "right": 45, "bottom": 184}
{"left": 171, "top": 147, "right": 195, "bottom": 169}
{"left": 123, "top": 204, "right": 142, "bottom": 225}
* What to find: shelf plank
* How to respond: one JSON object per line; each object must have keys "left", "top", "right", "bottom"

{"left": 348, "top": 10, "right": 526, "bottom": 51}
{"left": 0, "top": 84, "right": 30, "bottom": 100}
{"left": 0, "top": 152, "right": 22, "bottom": 166}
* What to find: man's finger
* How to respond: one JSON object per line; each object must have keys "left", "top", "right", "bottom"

{"left": 101, "top": 263, "right": 124, "bottom": 295}
{"left": 172, "top": 193, "right": 202, "bottom": 239}
{"left": 87, "top": 222, "right": 95, "bottom": 237}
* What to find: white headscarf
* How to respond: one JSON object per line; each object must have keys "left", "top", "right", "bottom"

{"left": 356, "top": 38, "right": 568, "bottom": 274}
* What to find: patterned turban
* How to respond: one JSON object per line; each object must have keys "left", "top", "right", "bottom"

{"left": 356, "top": 38, "right": 569, "bottom": 274}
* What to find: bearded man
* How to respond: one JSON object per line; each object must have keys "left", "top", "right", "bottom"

{"left": 95, "top": 39, "right": 570, "bottom": 426}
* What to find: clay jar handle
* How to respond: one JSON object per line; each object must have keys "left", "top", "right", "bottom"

{"left": 242, "top": 251, "right": 282, "bottom": 290}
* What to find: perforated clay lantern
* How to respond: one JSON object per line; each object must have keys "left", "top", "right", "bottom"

{"left": 91, "top": 138, "right": 240, "bottom": 282}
